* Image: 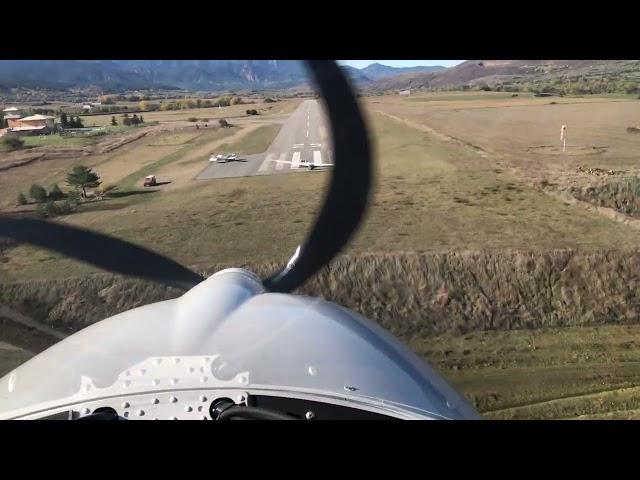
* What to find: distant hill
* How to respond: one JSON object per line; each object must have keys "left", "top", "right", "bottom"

{"left": 366, "top": 60, "right": 640, "bottom": 92}
{"left": 0, "top": 60, "right": 449, "bottom": 93}
{"left": 0, "top": 60, "right": 309, "bottom": 92}
{"left": 360, "top": 63, "right": 446, "bottom": 80}
{"left": 340, "top": 65, "right": 372, "bottom": 83}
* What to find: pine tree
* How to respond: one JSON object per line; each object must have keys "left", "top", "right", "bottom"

{"left": 29, "top": 184, "right": 48, "bottom": 203}
{"left": 66, "top": 166, "right": 101, "bottom": 199}
{"left": 49, "top": 184, "right": 64, "bottom": 200}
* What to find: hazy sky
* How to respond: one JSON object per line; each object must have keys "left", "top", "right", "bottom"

{"left": 339, "top": 60, "right": 464, "bottom": 69}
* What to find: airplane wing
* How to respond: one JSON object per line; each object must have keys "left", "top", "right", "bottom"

{"left": 314, "top": 163, "right": 334, "bottom": 167}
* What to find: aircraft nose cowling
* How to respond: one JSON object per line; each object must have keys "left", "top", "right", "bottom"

{"left": 203, "top": 292, "right": 481, "bottom": 419}
{"left": 0, "top": 269, "right": 480, "bottom": 420}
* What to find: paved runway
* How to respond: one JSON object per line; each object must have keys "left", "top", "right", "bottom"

{"left": 196, "top": 99, "right": 331, "bottom": 180}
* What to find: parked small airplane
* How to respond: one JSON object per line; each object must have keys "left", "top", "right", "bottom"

{"left": 209, "top": 153, "right": 238, "bottom": 163}
{"left": 275, "top": 159, "right": 334, "bottom": 171}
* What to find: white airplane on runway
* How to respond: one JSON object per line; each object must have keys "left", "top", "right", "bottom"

{"left": 209, "top": 153, "right": 238, "bottom": 163}
{"left": 275, "top": 159, "right": 334, "bottom": 171}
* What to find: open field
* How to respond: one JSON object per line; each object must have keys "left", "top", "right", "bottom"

{"left": 5, "top": 107, "right": 640, "bottom": 282}
{"left": 4, "top": 92, "right": 640, "bottom": 418}
{"left": 367, "top": 92, "right": 640, "bottom": 189}
{"left": 215, "top": 124, "right": 283, "bottom": 155}
{"left": 81, "top": 100, "right": 300, "bottom": 127}
{"left": 427, "top": 324, "right": 640, "bottom": 419}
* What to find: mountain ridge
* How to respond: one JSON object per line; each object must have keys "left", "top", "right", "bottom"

{"left": 0, "top": 60, "right": 450, "bottom": 92}
{"left": 365, "top": 60, "right": 640, "bottom": 91}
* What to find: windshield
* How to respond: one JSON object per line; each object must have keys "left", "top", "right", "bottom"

{"left": 2, "top": 60, "right": 640, "bottom": 419}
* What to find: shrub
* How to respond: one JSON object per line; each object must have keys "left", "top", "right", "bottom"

{"left": 29, "top": 184, "right": 48, "bottom": 203}
{"left": 200, "top": 118, "right": 209, "bottom": 122}
{"left": 219, "top": 119, "right": 230, "bottom": 128}
{"left": 627, "top": 126, "right": 640, "bottom": 134}
{"left": 264, "top": 97, "right": 276, "bottom": 103}
{"left": 213, "top": 96, "right": 232, "bottom": 107}
{"left": 246, "top": 109, "right": 258, "bottom": 115}
{"left": 58, "top": 200, "right": 76, "bottom": 214}
{"left": 66, "top": 190, "right": 82, "bottom": 206}
{"left": 187, "top": 117, "right": 198, "bottom": 122}
{"left": 17, "top": 192, "right": 28, "bottom": 205}
{"left": 49, "top": 184, "right": 64, "bottom": 200}
{"left": 36, "top": 199, "right": 76, "bottom": 218}
{"left": 36, "top": 200, "right": 60, "bottom": 218}
{"left": 1, "top": 135, "right": 24, "bottom": 150}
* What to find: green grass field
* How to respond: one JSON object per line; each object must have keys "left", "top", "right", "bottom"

{"left": 214, "top": 124, "right": 282, "bottom": 156}
{"left": 21, "top": 135, "right": 93, "bottom": 147}
{"left": 81, "top": 100, "right": 300, "bottom": 127}
{"left": 420, "top": 325, "right": 640, "bottom": 419}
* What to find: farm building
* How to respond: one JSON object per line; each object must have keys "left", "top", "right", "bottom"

{"left": 7, "top": 114, "right": 56, "bottom": 136}
{"left": 399, "top": 89, "right": 411, "bottom": 96}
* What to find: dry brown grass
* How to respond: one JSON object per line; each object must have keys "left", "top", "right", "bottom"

{"left": 366, "top": 93, "right": 640, "bottom": 190}
{"left": 5, "top": 249, "right": 640, "bottom": 339}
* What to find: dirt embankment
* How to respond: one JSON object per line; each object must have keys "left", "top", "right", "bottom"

{"left": 3, "top": 250, "right": 640, "bottom": 352}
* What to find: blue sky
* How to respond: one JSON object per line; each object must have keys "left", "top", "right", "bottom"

{"left": 339, "top": 60, "right": 464, "bottom": 69}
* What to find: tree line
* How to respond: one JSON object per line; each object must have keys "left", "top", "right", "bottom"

{"left": 111, "top": 113, "right": 144, "bottom": 126}
{"left": 448, "top": 76, "right": 640, "bottom": 96}
{"left": 17, "top": 166, "right": 106, "bottom": 217}
{"left": 60, "top": 112, "right": 84, "bottom": 128}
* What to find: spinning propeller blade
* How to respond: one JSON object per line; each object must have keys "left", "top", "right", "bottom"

{"left": 0, "top": 61, "right": 372, "bottom": 294}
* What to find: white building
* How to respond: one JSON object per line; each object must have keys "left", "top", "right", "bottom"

{"left": 399, "top": 89, "right": 411, "bottom": 96}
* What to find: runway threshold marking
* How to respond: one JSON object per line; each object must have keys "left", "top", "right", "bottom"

{"left": 291, "top": 151, "right": 301, "bottom": 169}
{"left": 258, "top": 153, "right": 274, "bottom": 172}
